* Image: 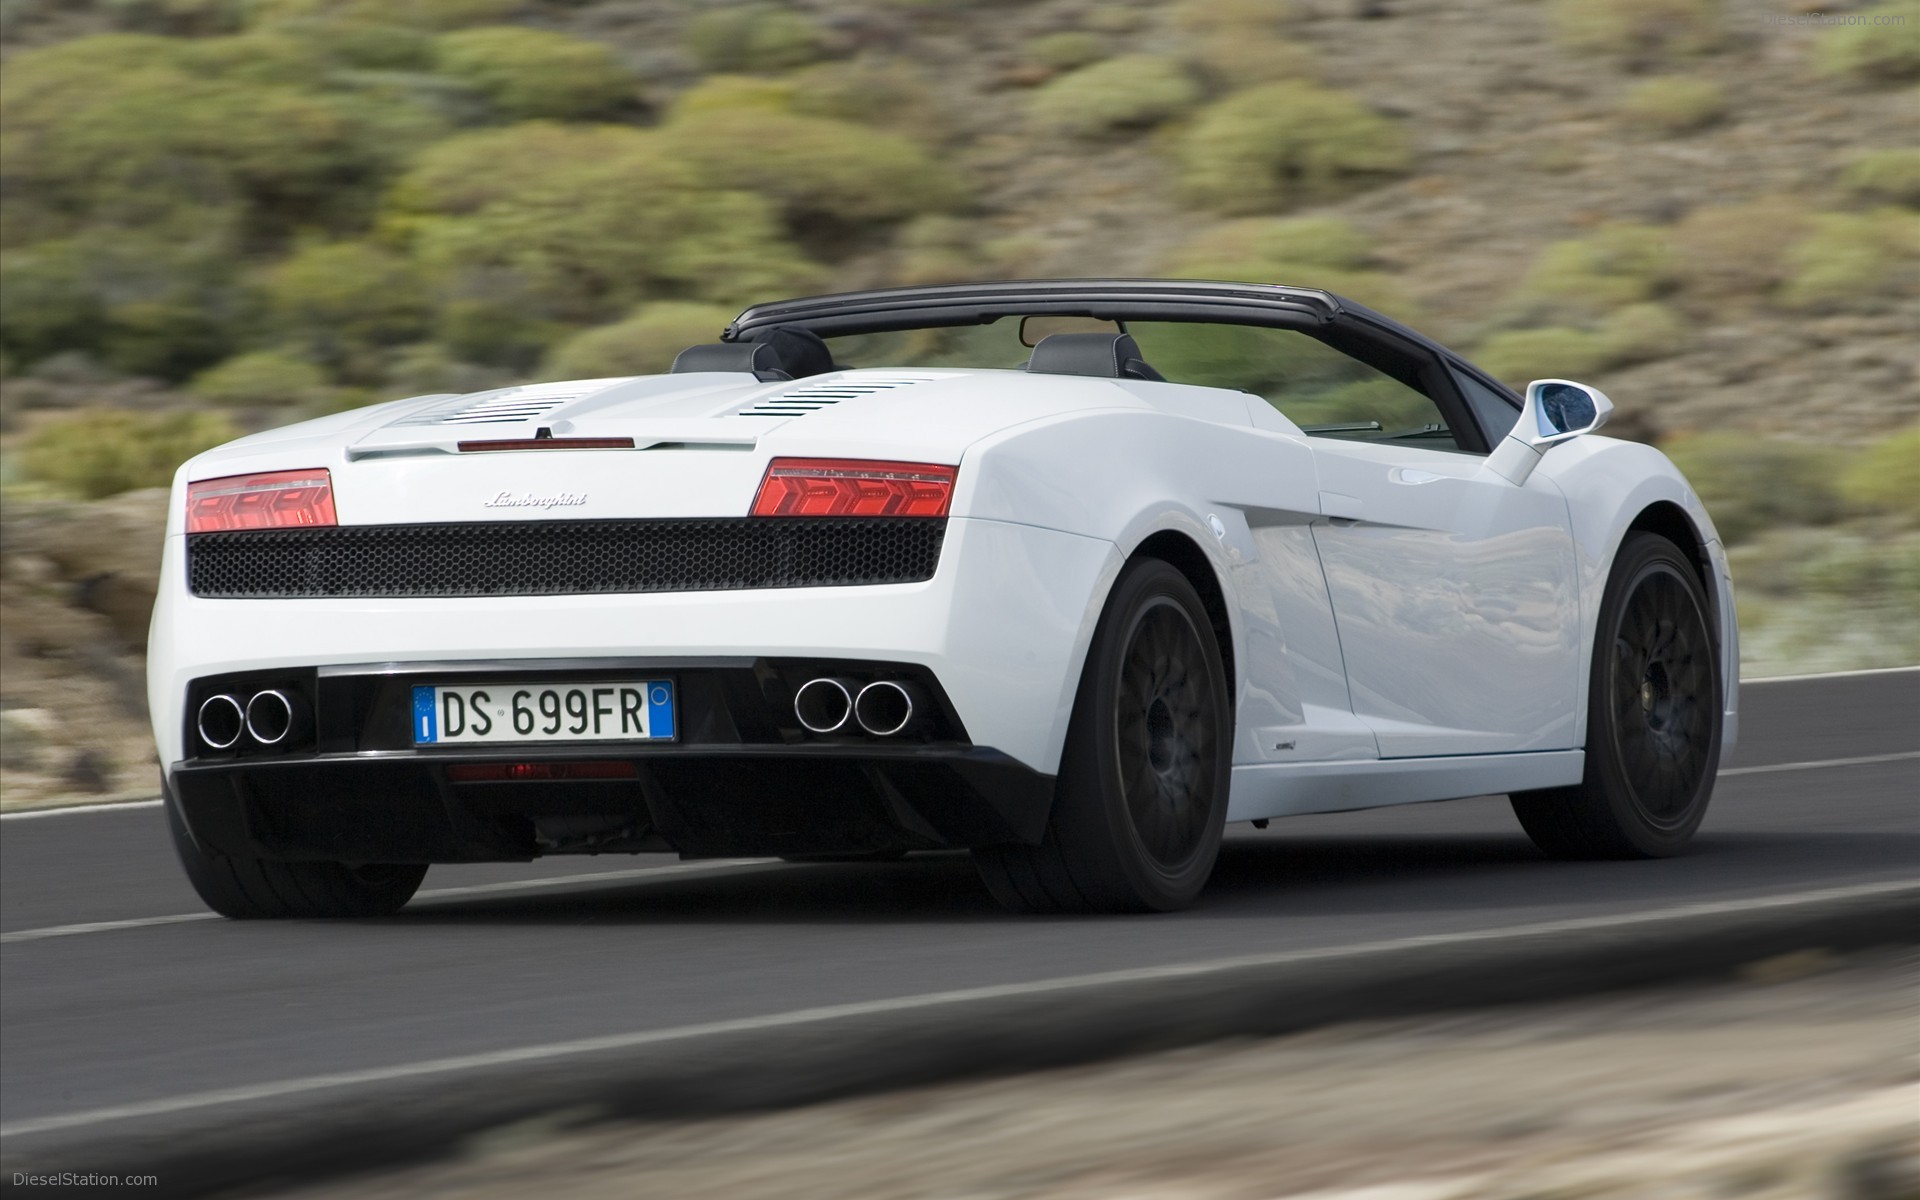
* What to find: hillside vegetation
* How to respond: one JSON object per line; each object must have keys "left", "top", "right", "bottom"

{"left": 0, "top": 0, "right": 1914, "bottom": 802}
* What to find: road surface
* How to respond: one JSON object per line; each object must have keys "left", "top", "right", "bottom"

{"left": 2, "top": 669, "right": 1914, "bottom": 1139}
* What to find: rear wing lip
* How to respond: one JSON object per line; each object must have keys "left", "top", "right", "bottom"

{"left": 724, "top": 278, "right": 1447, "bottom": 355}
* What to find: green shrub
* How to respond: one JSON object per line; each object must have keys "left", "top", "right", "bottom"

{"left": 1618, "top": 77, "right": 1726, "bottom": 135}
{"left": 432, "top": 295, "right": 565, "bottom": 370}
{"left": 268, "top": 241, "right": 430, "bottom": 356}
{"left": 390, "top": 123, "right": 818, "bottom": 317}
{"left": 1598, "top": 302, "right": 1684, "bottom": 364}
{"left": 0, "top": 242, "right": 101, "bottom": 369}
{"left": 1162, "top": 216, "right": 1413, "bottom": 315}
{"left": 1182, "top": 33, "right": 1315, "bottom": 88}
{"left": 1842, "top": 149, "right": 1920, "bottom": 207}
{"left": 189, "top": 350, "right": 329, "bottom": 407}
{"left": 1777, "top": 209, "right": 1920, "bottom": 310}
{"left": 1029, "top": 56, "right": 1200, "bottom": 137}
{"left": 1660, "top": 433, "right": 1846, "bottom": 542}
{"left": 544, "top": 303, "right": 735, "bottom": 380}
{"left": 1519, "top": 222, "right": 1674, "bottom": 312}
{"left": 245, "top": 0, "right": 519, "bottom": 32}
{"left": 102, "top": 0, "right": 242, "bottom": 35}
{"left": 1552, "top": 0, "right": 1720, "bottom": 59}
{"left": 32, "top": 230, "right": 244, "bottom": 380}
{"left": 19, "top": 409, "right": 241, "bottom": 499}
{"left": 1180, "top": 82, "right": 1411, "bottom": 213}
{"left": 1839, "top": 424, "right": 1920, "bottom": 524}
{"left": 1025, "top": 32, "right": 1108, "bottom": 71}
{"left": 1816, "top": 2, "right": 1920, "bottom": 84}
{"left": 685, "top": 7, "right": 829, "bottom": 73}
{"left": 0, "top": 34, "right": 440, "bottom": 236}
{"left": 435, "top": 27, "right": 634, "bottom": 121}
{"left": 1172, "top": 2, "right": 1310, "bottom": 85}
{"left": 1470, "top": 327, "right": 1612, "bottom": 390}
{"left": 1173, "top": 216, "right": 1373, "bottom": 271}
{"left": 1668, "top": 197, "right": 1809, "bottom": 302}
{"left": 379, "top": 343, "right": 513, "bottom": 399}
{"left": 661, "top": 108, "right": 967, "bottom": 225}
{"left": 787, "top": 60, "right": 946, "bottom": 135}
{"left": 672, "top": 74, "right": 796, "bottom": 116}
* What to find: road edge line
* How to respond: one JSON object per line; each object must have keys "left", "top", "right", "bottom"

{"left": 3, "top": 880, "right": 1914, "bottom": 1197}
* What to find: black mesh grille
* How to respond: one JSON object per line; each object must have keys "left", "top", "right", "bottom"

{"left": 187, "top": 518, "right": 946, "bottom": 599}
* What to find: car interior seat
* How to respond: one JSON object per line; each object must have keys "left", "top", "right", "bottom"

{"left": 1024, "top": 332, "right": 1165, "bottom": 382}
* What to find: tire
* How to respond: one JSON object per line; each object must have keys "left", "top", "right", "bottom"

{"left": 165, "top": 787, "right": 427, "bottom": 918}
{"left": 974, "top": 557, "right": 1232, "bottom": 913}
{"left": 1511, "top": 532, "right": 1723, "bottom": 859}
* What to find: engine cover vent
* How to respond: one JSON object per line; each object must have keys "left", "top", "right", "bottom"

{"left": 392, "top": 382, "right": 602, "bottom": 427}
{"left": 735, "top": 376, "right": 934, "bottom": 418}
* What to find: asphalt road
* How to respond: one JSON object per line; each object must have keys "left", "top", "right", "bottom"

{"left": 2, "top": 669, "right": 1915, "bottom": 1140}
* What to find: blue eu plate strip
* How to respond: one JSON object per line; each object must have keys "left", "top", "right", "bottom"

{"left": 648, "top": 682, "right": 675, "bottom": 739}
{"left": 412, "top": 685, "right": 437, "bottom": 744}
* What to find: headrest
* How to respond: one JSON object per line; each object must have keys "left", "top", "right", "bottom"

{"left": 757, "top": 327, "right": 835, "bottom": 378}
{"left": 1026, "top": 332, "right": 1160, "bottom": 381}
{"left": 669, "top": 342, "right": 791, "bottom": 381}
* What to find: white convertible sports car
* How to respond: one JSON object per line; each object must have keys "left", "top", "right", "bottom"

{"left": 150, "top": 280, "right": 1737, "bottom": 917}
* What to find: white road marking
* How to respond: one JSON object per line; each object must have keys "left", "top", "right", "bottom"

{"left": 0, "top": 860, "right": 773, "bottom": 945}
{"left": 1743, "top": 664, "right": 1919, "bottom": 684}
{"left": 0, "top": 799, "right": 163, "bottom": 821}
{"left": 2, "top": 877, "right": 1912, "bottom": 1141}
{"left": 1718, "top": 751, "right": 1920, "bottom": 777}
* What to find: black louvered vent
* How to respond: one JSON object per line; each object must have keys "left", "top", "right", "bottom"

{"left": 188, "top": 519, "right": 946, "bottom": 598}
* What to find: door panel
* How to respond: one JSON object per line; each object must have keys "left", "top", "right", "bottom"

{"left": 1215, "top": 419, "right": 1378, "bottom": 767}
{"left": 1308, "top": 440, "right": 1581, "bottom": 757}
{"left": 1237, "top": 516, "right": 1378, "bottom": 764}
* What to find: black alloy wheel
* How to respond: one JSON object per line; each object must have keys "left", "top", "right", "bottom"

{"left": 975, "top": 556, "right": 1231, "bottom": 913}
{"left": 1512, "top": 532, "right": 1723, "bottom": 858}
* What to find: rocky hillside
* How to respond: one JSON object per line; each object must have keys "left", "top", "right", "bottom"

{"left": 1, "top": 0, "right": 1915, "bottom": 805}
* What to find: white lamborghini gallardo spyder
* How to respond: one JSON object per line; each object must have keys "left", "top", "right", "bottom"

{"left": 150, "top": 280, "right": 1737, "bottom": 916}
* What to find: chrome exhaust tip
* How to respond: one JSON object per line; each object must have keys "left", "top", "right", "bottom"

{"left": 196, "top": 694, "right": 246, "bottom": 750}
{"left": 244, "top": 689, "right": 296, "bottom": 747}
{"left": 854, "top": 680, "right": 916, "bottom": 738}
{"left": 794, "top": 678, "right": 855, "bottom": 734}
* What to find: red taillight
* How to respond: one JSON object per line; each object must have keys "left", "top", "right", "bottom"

{"left": 186, "top": 470, "right": 337, "bottom": 533}
{"left": 446, "top": 761, "right": 637, "bottom": 783}
{"left": 751, "top": 458, "right": 956, "bottom": 518}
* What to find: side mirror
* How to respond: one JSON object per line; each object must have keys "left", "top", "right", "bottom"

{"left": 1484, "top": 378, "right": 1613, "bottom": 486}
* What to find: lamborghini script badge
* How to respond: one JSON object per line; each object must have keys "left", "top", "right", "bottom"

{"left": 483, "top": 491, "right": 588, "bottom": 510}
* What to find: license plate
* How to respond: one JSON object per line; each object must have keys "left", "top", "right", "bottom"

{"left": 412, "top": 681, "right": 674, "bottom": 744}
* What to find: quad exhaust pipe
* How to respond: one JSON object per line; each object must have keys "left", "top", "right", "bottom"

{"left": 197, "top": 688, "right": 307, "bottom": 750}
{"left": 793, "top": 677, "right": 919, "bottom": 737}
{"left": 853, "top": 680, "right": 916, "bottom": 737}
{"left": 794, "top": 677, "right": 857, "bottom": 734}
{"left": 244, "top": 689, "right": 297, "bottom": 746}
{"left": 196, "top": 694, "right": 246, "bottom": 750}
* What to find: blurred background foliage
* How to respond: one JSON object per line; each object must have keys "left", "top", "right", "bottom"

{"left": 0, "top": 0, "right": 1915, "bottom": 679}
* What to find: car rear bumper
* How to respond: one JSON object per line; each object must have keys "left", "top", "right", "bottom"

{"left": 164, "top": 655, "right": 1056, "bottom": 862}
{"left": 168, "top": 743, "right": 1055, "bottom": 863}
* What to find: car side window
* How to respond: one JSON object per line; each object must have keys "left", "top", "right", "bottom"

{"left": 1124, "top": 322, "right": 1463, "bottom": 451}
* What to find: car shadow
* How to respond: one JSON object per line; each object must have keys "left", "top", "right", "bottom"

{"left": 369, "top": 822, "right": 1912, "bottom": 928}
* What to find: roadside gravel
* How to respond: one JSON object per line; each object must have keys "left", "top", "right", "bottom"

{"left": 281, "top": 950, "right": 1919, "bottom": 1200}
